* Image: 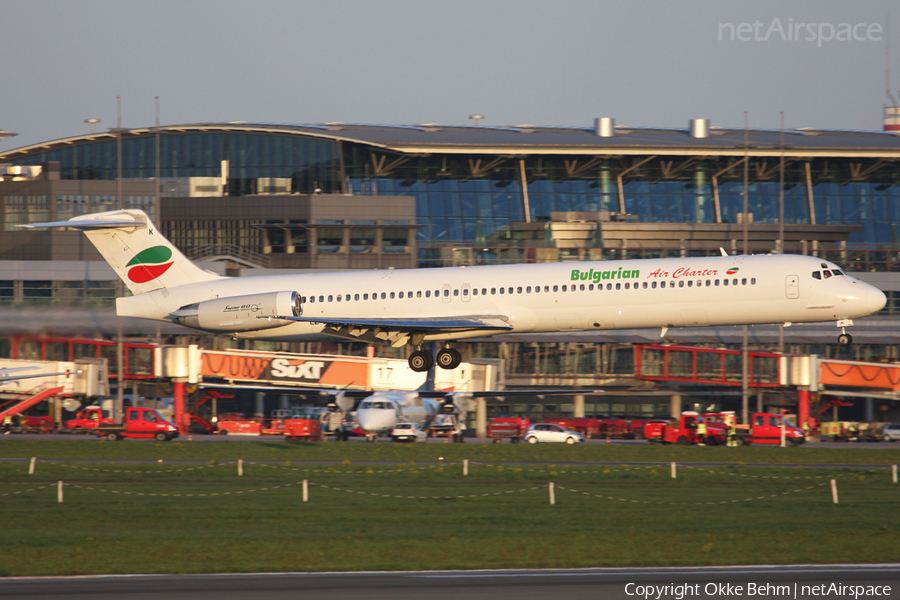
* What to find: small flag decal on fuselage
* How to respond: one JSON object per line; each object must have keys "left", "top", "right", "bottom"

{"left": 726, "top": 267, "right": 739, "bottom": 275}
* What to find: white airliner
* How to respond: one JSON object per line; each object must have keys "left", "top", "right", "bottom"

{"left": 26, "top": 209, "right": 887, "bottom": 372}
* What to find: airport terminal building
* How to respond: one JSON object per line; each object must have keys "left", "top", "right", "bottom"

{"left": 1, "top": 119, "right": 900, "bottom": 411}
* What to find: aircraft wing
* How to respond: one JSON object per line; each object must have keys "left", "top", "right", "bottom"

{"left": 267, "top": 314, "right": 512, "bottom": 346}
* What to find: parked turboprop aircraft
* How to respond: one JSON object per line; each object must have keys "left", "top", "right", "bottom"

{"left": 27, "top": 210, "right": 886, "bottom": 372}
{"left": 351, "top": 388, "right": 593, "bottom": 440}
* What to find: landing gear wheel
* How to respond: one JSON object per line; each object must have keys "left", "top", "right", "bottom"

{"left": 838, "top": 333, "right": 852, "bottom": 346}
{"left": 436, "top": 348, "right": 461, "bottom": 369}
{"left": 408, "top": 350, "right": 434, "bottom": 372}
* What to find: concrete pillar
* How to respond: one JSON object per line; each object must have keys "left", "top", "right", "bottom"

{"left": 254, "top": 392, "right": 265, "bottom": 419}
{"left": 279, "top": 394, "right": 290, "bottom": 411}
{"left": 865, "top": 397, "right": 874, "bottom": 422}
{"left": 573, "top": 394, "right": 585, "bottom": 418}
{"left": 475, "top": 397, "right": 487, "bottom": 438}
{"left": 669, "top": 395, "right": 681, "bottom": 419}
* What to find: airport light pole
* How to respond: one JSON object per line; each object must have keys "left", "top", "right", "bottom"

{"left": 742, "top": 112, "right": 750, "bottom": 425}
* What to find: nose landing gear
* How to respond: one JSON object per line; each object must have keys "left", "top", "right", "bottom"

{"left": 407, "top": 346, "right": 462, "bottom": 372}
{"left": 837, "top": 319, "right": 853, "bottom": 346}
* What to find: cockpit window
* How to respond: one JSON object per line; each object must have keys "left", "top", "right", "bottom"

{"left": 360, "top": 401, "right": 391, "bottom": 409}
{"left": 812, "top": 271, "right": 821, "bottom": 280}
{"left": 832, "top": 269, "right": 845, "bottom": 276}
{"left": 823, "top": 270, "right": 832, "bottom": 279}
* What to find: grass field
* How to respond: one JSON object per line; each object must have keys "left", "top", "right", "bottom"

{"left": 0, "top": 440, "right": 898, "bottom": 576}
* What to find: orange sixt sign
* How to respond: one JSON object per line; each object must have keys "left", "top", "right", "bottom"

{"left": 201, "top": 351, "right": 368, "bottom": 388}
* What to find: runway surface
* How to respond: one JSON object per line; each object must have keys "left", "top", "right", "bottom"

{"left": 0, "top": 565, "right": 896, "bottom": 600}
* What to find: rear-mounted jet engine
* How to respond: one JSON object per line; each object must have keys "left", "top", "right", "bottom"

{"left": 170, "top": 291, "right": 301, "bottom": 332}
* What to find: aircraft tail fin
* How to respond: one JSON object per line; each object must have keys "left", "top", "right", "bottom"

{"left": 23, "top": 209, "right": 221, "bottom": 295}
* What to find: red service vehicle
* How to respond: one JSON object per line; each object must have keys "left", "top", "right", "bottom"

{"left": 644, "top": 411, "right": 727, "bottom": 445}
{"left": 628, "top": 419, "right": 649, "bottom": 439}
{"left": 714, "top": 412, "right": 805, "bottom": 446}
{"left": 63, "top": 406, "right": 116, "bottom": 433}
{"left": 542, "top": 418, "right": 602, "bottom": 439}
{"left": 597, "top": 418, "right": 632, "bottom": 439}
{"left": 283, "top": 418, "right": 322, "bottom": 441}
{"left": 487, "top": 417, "right": 530, "bottom": 443}
{"left": 93, "top": 407, "right": 179, "bottom": 441}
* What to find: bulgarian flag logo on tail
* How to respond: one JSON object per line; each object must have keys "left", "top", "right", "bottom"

{"left": 726, "top": 267, "right": 739, "bottom": 275}
{"left": 126, "top": 246, "right": 174, "bottom": 284}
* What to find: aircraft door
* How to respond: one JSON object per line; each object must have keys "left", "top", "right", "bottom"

{"left": 461, "top": 284, "right": 471, "bottom": 302}
{"left": 785, "top": 275, "right": 799, "bottom": 299}
{"left": 441, "top": 283, "right": 452, "bottom": 303}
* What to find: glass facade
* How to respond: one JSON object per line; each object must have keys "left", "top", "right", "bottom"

{"left": 8, "top": 132, "right": 342, "bottom": 195}
{"left": 5, "top": 129, "right": 900, "bottom": 249}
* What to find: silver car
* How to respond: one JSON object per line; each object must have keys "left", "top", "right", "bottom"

{"left": 522, "top": 423, "right": 584, "bottom": 445}
{"left": 882, "top": 423, "right": 900, "bottom": 442}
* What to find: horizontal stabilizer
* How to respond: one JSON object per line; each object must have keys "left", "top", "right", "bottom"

{"left": 22, "top": 218, "right": 146, "bottom": 230}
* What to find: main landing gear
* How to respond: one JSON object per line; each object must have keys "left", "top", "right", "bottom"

{"left": 408, "top": 346, "right": 461, "bottom": 372}
{"left": 837, "top": 319, "right": 853, "bottom": 347}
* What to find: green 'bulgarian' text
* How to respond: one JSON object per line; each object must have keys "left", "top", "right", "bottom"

{"left": 571, "top": 267, "right": 640, "bottom": 283}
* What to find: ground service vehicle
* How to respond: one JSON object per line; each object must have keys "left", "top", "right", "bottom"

{"left": 93, "top": 407, "right": 179, "bottom": 441}
{"left": 428, "top": 414, "right": 465, "bottom": 442}
{"left": 283, "top": 418, "right": 322, "bottom": 441}
{"left": 487, "top": 417, "right": 530, "bottom": 443}
{"left": 63, "top": 406, "right": 115, "bottom": 433}
{"left": 644, "top": 412, "right": 727, "bottom": 445}
{"left": 819, "top": 421, "right": 883, "bottom": 443}
{"left": 737, "top": 413, "right": 805, "bottom": 446}
{"left": 705, "top": 411, "right": 806, "bottom": 446}
{"left": 522, "top": 423, "right": 584, "bottom": 444}
{"left": 390, "top": 422, "right": 428, "bottom": 442}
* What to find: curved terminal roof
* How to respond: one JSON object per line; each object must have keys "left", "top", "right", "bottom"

{"left": 2, "top": 121, "right": 900, "bottom": 160}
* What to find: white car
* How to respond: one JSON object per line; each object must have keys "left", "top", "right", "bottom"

{"left": 390, "top": 422, "right": 428, "bottom": 442}
{"left": 522, "top": 423, "right": 584, "bottom": 445}
{"left": 882, "top": 423, "right": 900, "bottom": 442}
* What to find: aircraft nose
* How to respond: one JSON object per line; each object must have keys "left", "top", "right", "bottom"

{"left": 866, "top": 284, "right": 887, "bottom": 314}
{"left": 356, "top": 409, "right": 393, "bottom": 434}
